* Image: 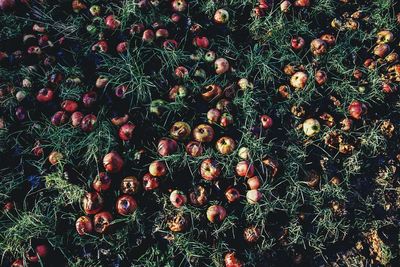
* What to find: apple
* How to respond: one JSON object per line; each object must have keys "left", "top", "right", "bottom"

{"left": 206, "top": 205, "right": 226, "bottom": 223}
{"left": 0, "top": 0, "right": 15, "bottom": 10}
{"left": 116, "top": 195, "right": 137, "bottom": 216}
{"left": 291, "top": 36, "right": 305, "bottom": 50}
{"left": 193, "top": 36, "right": 209, "bottom": 48}
{"left": 348, "top": 100, "right": 367, "bottom": 120}
{"left": 156, "top": 28, "right": 169, "bottom": 39}
{"left": 247, "top": 176, "right": 261, "bottom": 190}
{"left": 214, "top": 58, "right": 230, "bottom": 75}
{"left": 142, "top": 173, "right": 159, "bottom": 191}
{"left": 103, "top": 151, "right": 124, "bottom": 173}
{"left": 75, "top": 216, "right": 93, "bottom": 235}
{"left": 235, "top": 161, "right": 255, "bottom": 177}
{"left": 373, "top": 44, "right": 390, "bottom": 58}
{"left": 168, "top": 85, "right": 187, "bottom": 100}
{"left": 225, "top": 252, "right": 244, "bottom": 267}
{"left": 71, "top": 111, "right": 83, "bottom": 127}
{"left": 171, "top": 13, "right": 181, "bottom": 23}
{"left": 51, "top": 111, "right": 68, "bottom": 126}
{"left": 170, "top": 190, "right": 187, "bottom": 208}
{"left": 116, "top": 42, "right": 128, "bottom": 53}
{"left": 238, "top": 147, "right": 250, "bottom": 160}
{"left": 120, "top": 176, "right": 140, "bottom": 194}
{"left": 36, "top": 88, "right": 54, "bottom": 102}
{"left": 207, "top": 108, "right": 221, "bottom": 124}
{"left": 61, "top": 100, "right": 78, "bottom": 113}
{"left": 310, "top": 38, "right": 327, "bottom": 56}
{"left": 93, "top": 211, "right": 113, "bottom": 233}
{"left": 185, "top": 141, "right": 203, "bottom": 157}
{"left": 320, "top": 33, "right": 336, "bottom": 46}
{"left": 243, "top": 226, "right": 261, "bottom": 243}
{"left": 26, "top": 244, "right": 48, "bottom": 263}
{"left": 201, "top": 84, "right": 222, "bottom": 102}
{"left": 293, "top": 0, "right": 310, "bottom": 7}
{"left": 49, "top": 151, "right": 63, "bottom": 165}
{"left": 82, "top": 91, "right": 97, "bottom": 108}
{"left": 246, "top": 190, "right": 262, "bottom": 204}
{"left": 225, "top": 187, "right": 241, "bottom": 203}
{"left": 302, "top": 118, "right": 321, "bottom": 137}
{"left": 189, "top": 185, "right": 208, "bottom": 206}
{"left": 111, "top": 114, "right": 129, "bottom": 126}
{"left": 170, "top": 121, "right": 191, "bottom": 141}
{"left": 81, "top": 114, "right": 97, "bottom": 132}
{"left": 204, "top": 51, "right": 216, "bottom": 62}
{"left": 260, "top": 115, "right": 273, "bottom": 129}
{"left": 105, "top": 15, "right": 120, "bottom": 30}
{"left": 290, "top": 71, "right": 308, "bottom": 89}
{"left": 200, "top": 158, "right": 221, "bottom": 181}
{"left": 216, "top": 136, "right": 236, "bottom": 155}
{"left": 149, "top": 160, "right": 167, "bottom": 177}
{"left": 82, "top": 192, "right": 103, "bottom": 215}
{"left": 315, "top": 70, "right": 327, "bottom": 85}
{"left": 220, "top": 113, "right": 233, "bottom": 128}
{"left": 376, "top": 30, "right": 394, "bottom": 44}
{"left": 167, "top": 213, "right": 188, "bottom": 232}
{"left": 280, "top": 0, "right": 291, "bottom": 12}
{"left": 95, "top": 76, "right": 108, "bottom": 89}
{"left": 237, "top": 78, "right": 253, "bottom": 90}
{"left": 92, "top": 172, "right": 111, "bottom": 192}
{"left": 142, "top": 29, "right": 155, "bottom": 43}
{"left": 174, "top": 66, "right": 189, "bottom": 79}
{"left": 158, "top": 138, "right": 178, "bottom": 156}
{"left": 119, "top": 122, "right": 136, "bottom": 141}
{"left": 193, "top": 124, "right": 215, "bottom": 143}
{"left": 214, "top": 9, "right": 229, "bottom": 24}
{"left": 89, "top": 5, "right": 101, "bottom": 16}
{"left": 171, "top": 0, "right": 187, "bottom": 12}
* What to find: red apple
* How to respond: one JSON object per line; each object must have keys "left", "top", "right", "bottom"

{"left": 61, "top": 100, "right": 78, "bottom": 113}
{"left": 247, "top": 176, "right": 261, "bottom": 190}
{"left": 291, "top": 36, "right": 305, "bottom": 50}
{"left": 82, "top": 91, "right": 97, "bottom": 108}
{"left": 171, "top": 0, "right": 187, "bottom": 12}
{"left": 103, "top": 151, "right": 124, "bottom": 173}
{"left": 170, "top": 190, "right": 187, "bottom": 208}
{"left": 75, "top": 215, "right": 93, "bottom": 236}
{"left": 142, "top": 173, "right": 159, "bottom": 190}
{"left": 214, "top": 58, "right": 230, "bottom": 75}
{"left": 200, "top": 158, "right": 221, "bottom": 181}
{"left": 260, "top": 115, "right": 273, "bottom": 129}
{"left": 207, "top": 108, "right": 221, "bottom": 124}
{"left": 246, "top": 189, "right": 262, "bottom": 204}
{"left": 236, "top": 161, "right": 255, "bottom": 177}
{"left": 116, "top": 41, "right": 128, "bottom": 53}
{"left": 93, "top": 211, "right": 113, "bottom": 233}
{"left": 348, "top": 100, "right": 367, "bottom": 120}
{"left": 51, "top": 111, "right": 68, "bottom": 126}
{"left": 26, "top": 244, "right": 48, "bottom": 263}
{"left": 81, "top": 114, "right": 97, "bottom": 132}
{"left": 82, "top": 192, "right": 104, "bottom": 215}
{"left": 185, "top": 141, "right": 203, "bottom": 157}
{"left": 36, "top": 88, "right": 54, "bottom": 103}
{"left": 225, "top": 187, "right": 241, "bottom": 203}
{"left": 119, "top": 122, "right": 136, "bottom": 141}
{"left": 158, "top": 138, "right": 178, "bottom": 156}
{"left": 206, "top": 205, "right": 226, "bottom": 223}
{"left": 105, "top": 15, "right": 120, "bottom": 30}
{"left": 149, "top": 160, "right": 167, "bottom": 177}
{"left": 193, "top": 36, "right": 209, "bottom": 48}
{"left": 71, "top": 111, "right": 83, "bottom": 127}
{"left": 92, "top": 172, "right": 111, "bottom": 192}
{"left": 224, "top": 252, "right": 244, "bottom": 267}
{"left": 116, "top": 195, "right": 137, "bottom": 216}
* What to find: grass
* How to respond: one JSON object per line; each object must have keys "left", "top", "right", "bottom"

{"left": 0, "top": 0, "right": 399, "bottom": 266}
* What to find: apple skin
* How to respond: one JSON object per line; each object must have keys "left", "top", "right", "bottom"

{"left": 103, "top": 151, "right": 124, "bottom": 173}
{"left": 193, "top": 124, "right": 215, "bottom": 143}
{"left": 75, "top": 215, "right": 93, "bottom": 236}
{"left": 185, "top": 141, "right": 203, "bottom": 157}
{"left": 116, "top": 195, "right": 137, "bottom": 216}
{"left": 200, "top": 158, "right": 221, "bottom": 181}
{"left": 93, "top": 211, "right": 113, "bottom": 234}
{"left": 149, "top": 160, "right": 167, "bottom": 177}
{"left": 235, "top": 161, "right": 255, "bottom": 177}
{"left": 216, "top": 136, "right": 236, "bottom": 155}
{"left": 158, "top": 138, "right": 178, "bottom": 157}
{"left": 246, "top": 190, "right": 262, "bottom": 204}
{"left": 206, "top": 205, "right": 226, "bottom": 223}
{"left": 170, "top": 190, "right": 187, "bottom": 208}
{"left": 302, "top": 118, "right": 321, "bottom": 137}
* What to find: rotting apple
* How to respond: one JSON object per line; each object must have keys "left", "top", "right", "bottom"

{"left": 200, "top": 158, "right": 221, "bottom": 181}
{"left": 206, "top": 205, "right": 226, "bottom": 223}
